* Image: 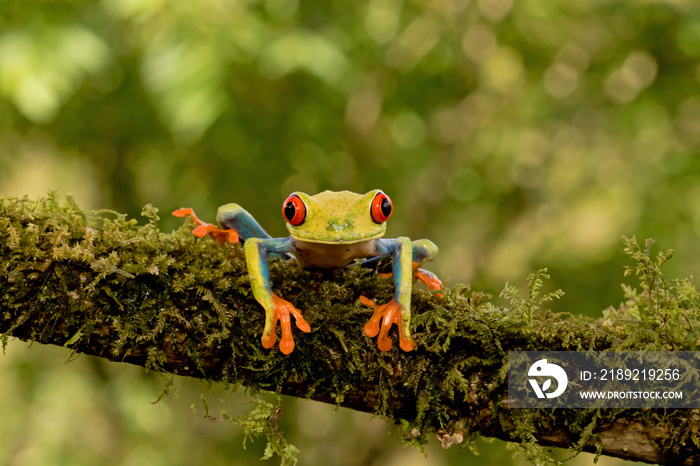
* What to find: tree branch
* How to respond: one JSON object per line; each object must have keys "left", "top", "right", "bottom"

{"left": 2, "top": 194, "right": 699, "bottom": 464}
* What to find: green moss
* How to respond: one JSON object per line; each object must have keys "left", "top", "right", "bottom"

{"left": 1, "top": 194, "right": 700, "bottom": 464}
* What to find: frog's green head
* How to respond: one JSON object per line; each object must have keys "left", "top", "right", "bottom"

{"left": 282, "top": 190, "right": 392, "bottom": 244}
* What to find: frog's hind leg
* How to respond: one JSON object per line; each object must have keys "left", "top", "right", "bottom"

{"left": 217, "top": 203, "right": 271, "bottom": 240}
{"left": 411, "top": 239, "right": 442, "bottom": 290}
{"left": 172, "top": 207, "right": 239, "bottom": 245}
{"left": 359, "top": 239, "right": 442, "bottom": 290}
{"left": 217, "top": 203, "right": 292, "bottom": 260}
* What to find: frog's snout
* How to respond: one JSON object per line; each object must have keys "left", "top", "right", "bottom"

{"left": 326, "top": 219, "right": 353, "bottom": 233}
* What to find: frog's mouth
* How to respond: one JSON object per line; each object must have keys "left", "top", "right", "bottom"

{"left": 289, "top": 230, "right": 385, "bottom": 245}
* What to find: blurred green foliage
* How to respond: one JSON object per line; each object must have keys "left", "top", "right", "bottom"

{"left": 1, "top": 0, "right": 699, "bottom": 464}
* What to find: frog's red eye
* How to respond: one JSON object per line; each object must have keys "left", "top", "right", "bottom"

{"left": 283, "top": 194, "right": 306, "bottom": 226}
{"left": 370, "top": 191, "right": 392, "bottom": 223}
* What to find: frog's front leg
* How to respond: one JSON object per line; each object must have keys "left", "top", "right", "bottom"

{"left": 361, "top": 237, "right": 416, "bottom": 352}
{"left": 243, "top": 237, "right": 311, "bottom": 354}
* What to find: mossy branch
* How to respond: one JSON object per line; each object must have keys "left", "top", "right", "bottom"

{"left": 2, "top": 194, "right": 700, "bottom": 465}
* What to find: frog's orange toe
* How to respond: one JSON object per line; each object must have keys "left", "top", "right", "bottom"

{"left": 261, "top": 332, "right": 277, "bottom": 349}
{"left": 296, "top": 319, "right": 311, "bottom": 333}
{"left": 172, "top": 208, "right": 195, "bottom": 218}
{"left": 360, "top": 296, "right": 380, "bottom": 337}
{"left": 279, "top": 337, "right": 295, "bottom": 355}
{"left": 399, "top": 337, "right": 416, "bottom": 352}
{"left": 364, "top": 318, "right": 380, "bottom": 339}
{"left": 192, "top": 224, "right": 210, "bottom": 237}
{"left": 377, "top": 333, "right": 393, "bottom": 352}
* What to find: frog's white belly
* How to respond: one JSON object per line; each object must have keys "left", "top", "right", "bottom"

{"left": 291, "top": 238, "right": 378, "bottom": 269}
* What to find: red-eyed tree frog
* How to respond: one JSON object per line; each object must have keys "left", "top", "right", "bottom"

{"left": 173, "top": 190, "right": 441, "bottom": 355}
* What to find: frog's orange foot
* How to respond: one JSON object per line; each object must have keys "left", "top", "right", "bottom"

{"left": 359, "top": 296, "right": 416, "bottom": 352}
{"left": 414, "top": 266, "right": 442, "bottom": 290}
{"left": 172, "top": 208, "right": 239, "bottom": 246}
{"left": 261, "top": 293, "right": 311, "bottom": 355}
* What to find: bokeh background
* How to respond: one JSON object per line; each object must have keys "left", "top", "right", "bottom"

{"left": 1, "top": 0, "right": 699, "bottom": 464}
